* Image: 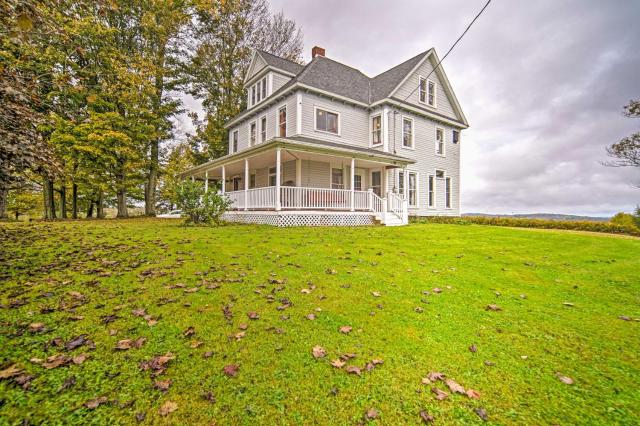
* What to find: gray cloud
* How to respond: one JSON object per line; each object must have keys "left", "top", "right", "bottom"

{"left": 184, "top": 0, "right": 640, "bottom": 216}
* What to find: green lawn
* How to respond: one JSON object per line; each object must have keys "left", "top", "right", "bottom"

{"left": 1, "top": 219, "right": 639, "bottom": 425}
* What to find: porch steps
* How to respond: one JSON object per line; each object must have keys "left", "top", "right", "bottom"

{"left": 374, "top": 213, "right": 406, "bottom": 226}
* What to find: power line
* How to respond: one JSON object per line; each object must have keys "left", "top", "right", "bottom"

{"left": 400, "top": 0, "right": 492, "bottom": 103}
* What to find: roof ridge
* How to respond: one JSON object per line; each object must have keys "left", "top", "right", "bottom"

{"left": 255, "top": 49, "right": 303, "bottom": 67}
{"left": 371, "top": 49, "right": 431, "bottom": 79}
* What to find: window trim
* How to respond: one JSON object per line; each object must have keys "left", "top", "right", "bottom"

{"left": 370, "top": 113, "right": 383, "bottom": 147}
{"left": 330, "top": 166, "right": 344, "bottom": 190}
{"left": 418, "top": 76, "right": 427, "bottom": 104}
{"left": 313, "top": 106, "right": 341, "bottom": 136}
{"left": 427, "top": 174, "right": 436, "bottom": 209}
{"left": 435, "top": 127, "right": 445, "bottom": 157}
{"left": 277, "top": 104, "right": 287, "bottom": 137}
{"left": 249, "top": 120, "right": 257, "bottom": 147}
{"left": 445, "top": 176, "right": 452, "bottom": 209}
{"left": 268, "top": 166, "right": 277, "bottom": 187}
{"left": 407, "top": 170, "right": 419, "bottom": 208}
{"left": 427, "top": 78, "right": 437, "bottom": 108}
{"left": 261, "top": 76, "right": 267, "bottom": 100}
{"left": 259, "top": 115, "right": 267, "bottom": 144}
{"left": 397, "top": 170, "right": 405, "bottom": 196}
{"left": 231, "top": 129, "right": 239, "bottom": 154}
{"left": 370, "top": 169, "right": 382, "bottom": 197}
{"left": 401, "top": 116, "right": 415, "bottom": 150}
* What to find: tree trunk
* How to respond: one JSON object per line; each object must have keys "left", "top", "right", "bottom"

{"left": 97, "top": 191, "right": 104, "bottom": 218}
{"left": 44, "top": 178, "right": 56, "bottom": 220}
{"left": 59, "top": 184, "right": 67, "bottom": 219}
{"left": 87, "top": 200, "right": 94, "bottom": 218}
{"left": 145, "top": 46, "right": 166, "bottom": 218}
{"left": 116, "top": 161, "right": 128, "bottom": 218}
{"left": 71, "top": 183, "right": 78, "bottom": 219}
{"left": 0, "top": 185, "right": 8, "bottom": 220}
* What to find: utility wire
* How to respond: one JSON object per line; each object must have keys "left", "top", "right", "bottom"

{"left": 400, "top": 0, "right": 492, "bottom": 103}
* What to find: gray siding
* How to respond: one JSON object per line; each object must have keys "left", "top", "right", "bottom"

{"left": 392, "top": 57, "right": 460, "bottom": 122}
{"left": 272, "top": 71, "right": 292, "bottom": 93}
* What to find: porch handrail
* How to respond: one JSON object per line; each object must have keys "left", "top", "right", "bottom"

{"left": 388, "top": 192, "right": 403, "bottom": 219}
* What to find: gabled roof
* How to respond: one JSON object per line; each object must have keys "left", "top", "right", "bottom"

{"left": 294, "top": 56, "right": 371, "bottom": 104}
{"left": 256, "top": 50, "right": 305, "bottom": 76}
{"left": 370, "top": 50, "right": 431, "bottom": 103}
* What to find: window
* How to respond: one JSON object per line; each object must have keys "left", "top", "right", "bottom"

{"left": 233, "top": 177, "right": 241, "bottom": 191}
{"left": 402, "top": 117, "right": 413, "bottom": 148}
{"left": 249, "top": 121, "right": 256, "bottom": 146}
{"left": 419, "top": 77, "right": 427, "bottom": 103}
{"left": 353, "top": 175, "right": 362, "bottom": 191}
{"left": 251, "top": 86, "right": 256, "bottom": 106}
{"left": 278, "top": 106, "right": 287, "bottom": 137}
{"left": 250, "top": 173, "right": 256, "bottom": 189}
{"left": 452, "top": 130, "right": 460, "bottom": 144}
{"left": 232, "top": 130, "right": 238, "bottom": 153}
{"left": 371, "top": 171, "right": 381, "bottom": 197}
{"left": 435, "top": 169, "right": 445, "bottom": 178}
{"left": 261, "top": 77, "right": 267, "bottom": 99}
{"left": 371, "top": 114, "right": 382, "bottom": 145}
{"left": 256, "top": 80, "right": 262, "bottom": 103}
{"left": 427, "top": 80, "right": 436, "bottom": 107}
{"left": 248, "top": 76, "right": 270, "bottom": 108}
{"left": 260, "top": 116, "right": 267, "bottom": 143}
{"left": 398, "top": 171, "right": 404, "bottom": 195}
{"left": 445, "top": 177, "right": 452, "bottom": 208}
{"left": 428, "top": 175, "right": 435, "bottom": 207}
{"left": 436, "top": 128, "right": 444, "bottom": 155}
{"left": 408, "top": 172, "right": 417, "bottom": 207}
{"left": 331, "top": 168, "right": 344, "bottom": 189}
{"left": 315, "top": 108, "right": 339, "bottom": 134}
{"left": 268, "top": 167, "right": 277, "bottom": 187}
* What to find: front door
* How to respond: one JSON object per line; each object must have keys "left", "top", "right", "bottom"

{"left": 371, "top": 171, "right": 381, "bottom": 196}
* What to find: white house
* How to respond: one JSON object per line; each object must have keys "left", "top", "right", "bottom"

{"left": 181, "top": 46, "right": 468, "bottom": 226}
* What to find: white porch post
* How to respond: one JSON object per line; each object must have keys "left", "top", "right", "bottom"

{"left": 221, "top": 165, "right": 226, "bottom": 194}
{"left": 244, "top": 158, "right": 249, "bottom": 211}
{"left": 275, "top": 147, "right": 281, "bottom": 211}
{"left": 204, "top": 170, "right": 208, "bottom": 193}
{"left": 295, "top": 158, "right": 302, "bottom": 208}
{"left": 350, "top": 157, "right": 355, "bottom": 211}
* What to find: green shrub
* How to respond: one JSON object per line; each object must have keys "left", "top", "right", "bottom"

{"left": 610, "top": 212, "right": 639, "bottom": 230}
{"left": 411, "top": 215, "right": 640, "bottom": 237}
{"left": 175, "top": 180, "right": 231, "bottom": 226}
{"left": 634, "top": 206, "right": 640, "bottom": 228}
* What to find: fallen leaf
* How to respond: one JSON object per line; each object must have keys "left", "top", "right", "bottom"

{"left": 331, "top": 359, "right": 345, "bottom": 368}
{"left": 238, "top": 323, "right": 248, "bottom": 330}
{"left": 415, "top": 307, "right": 424, "bottom": 313}
{"left": 431, "top": 387, "right": 448, "bottom": 400}
{"left": 72, "top": 353, "right": 88, "bottom": 365}
{"left": 371, "top": 291, "right": 381, "bottom": 297}
{"left": 190, "top": 340, "right": 204, "bottom": 348}
{"left": 306, "top": 313, "right": 316, "bottom": 320}
{"left": 469, "top": 344, "right": 478, "bottom": 353}
{"left": 65, "top": 334, "right": 88, "bottom": 351}
{"left": 140, "top": 353, "right": 175, "bottom": 374}
{"left": 445, "top": 379, "right": 465, "bottom": 394}
{"left": 427, "top": 371, "right": 445, "bottom": 382}
{"left": 556, "top": 373, "right": 574, "bottom": 385}
{"left": 0, "top": 364, "right": 23, "bottom": 379}
{"left": 247, "top": 312, "right": 259, "bottom": 320}
{"left": 345, "top": 365, "right": 361, "bottom": 375}
{"left": 312, "top": 346, "right": 326, "bottom": 358}
{"left": 365, "top": 408, "right": 378, "bottom": 420}
{"left": 42, "top": 354, "right": 71, "bottom": 369}
{"left": 159, "top": 400, "right": 177, "bottom": 416}
{"left": 223, "top": 364, "right": 239, "bottom": 377}
{"left": 184, "top": 287, "right": 199, "bottom": 293}
{"left": 84, "top": 396, "right": 108, "bottom": 409}
{"left": 466, "top": 389, "right": 481, "bottom": 399}
{"left": 485, "top": 304, "right": 501, "bottom": 311}
{"left": 372, "top": 359, "right": 384, "bottom": 365}
{"left": 109, "top": 329, "right": 118, "bottom": 336}
{"left": 203, "top": 351, "right": 214, "bottom": 359}
{"left": 420, "top": 410, "right": 434, "bottom": 423}
{"left": 325, "top": 268, "right": 337, "bottom": 275}
{"left": 433, "top": 288, "right": 442, "bottom": 293}
{"left": 618, "top": 315, "right": 631, "bottom": 321}
{"left": 154, "top": 379, "right": 171, "bottom": 391}
{"left": 183, "top": 327, "right": 195, "bottom": 337}
{"left": 484, "top": 360, "right": 495, "bottom": 366}
{"left": 28, "top": 323, "right": 45, "bottom": 332}
{"left": 339, "top": 326, "right": 352, "bottom": 334}
{"left": 562, "top": 302, "right": 574, "bottom": 307}
{"left": 475, "top": 407, "right": 489, "bottom": 421}
{"left": 132, "top": 308, "right": 146, "bottom": 317}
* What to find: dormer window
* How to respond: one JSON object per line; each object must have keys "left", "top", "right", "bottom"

{"left": 248, "top": 76, "right": 270, "bottom": 107}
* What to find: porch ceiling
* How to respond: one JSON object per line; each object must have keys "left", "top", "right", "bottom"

{"left": 181, "top": 136, "right": 414, "bottom": 179}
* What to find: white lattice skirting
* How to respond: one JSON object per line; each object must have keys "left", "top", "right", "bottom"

{"left": 222, "top": 211, "right": 376, "bottom": 227}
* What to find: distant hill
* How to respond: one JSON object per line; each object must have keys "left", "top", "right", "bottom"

{"left": 462, "top": 213, "right": 611, "bottom": 222}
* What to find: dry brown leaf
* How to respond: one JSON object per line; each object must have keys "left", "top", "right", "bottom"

{"left": 445, "top": 379, "right": 465, "bottom": 394}
{"left": 339, "top": 326, "right": 352, "bottom": 334}
{"left": 345, "top": 365, "right": 361, "bottom": 375}
{"left": 247, "top": 312, "right": 259, "bottom": 320}
{"left": 556, "top": 373, "right": 574, "bottom": 385}
{"left": 183, "top": 327, "right": 195, "bottom": 337}
{"left": 431, "top": 387, "right": 448, "bottom": 400}
{"left": 190, "top": 340, "right": 204, "bottom": 348}
{"left": 28, "top": 323, "right": 45, "bottom": 332}
{"left": 159, "top": 400, "right": 178, "bottom": 416}
{"left": 466, "top": 389, "right": 481, "bottom": 399}
{"left": 72, "top": 353, "right": 88, "bottom": 365}
{"left": 420, "top": 410, "right": 434, "bottom": 423}
{"left": 223, "top": 364, "right": 239, "bottom": 377}
{"left": 154, "top": 379, "right": 171, "bottom": 391}
{"left": 84, "top": 396, "right": 108, "bottom": 409}
{"left": 312, "top": 346, "right": 326, "bottom": 358}
{"left": 0, "top": 364, "right": 23, "bottom": 379}
{"left": 42, "top": 354, "right": 71, "bottom": 369}
{"left": 427, "top": 371, "right": 445, "bottom": 382}
{"left": 331, "top": 359, "right": 345, "bottom": 368}
{"left": 485, "top": 304, "right": 501, "bottom": 311}
{"left": 365, "top": 408, "right": 378, "bottom": 420}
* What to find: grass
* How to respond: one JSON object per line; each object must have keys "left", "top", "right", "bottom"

{"left": 0, "top": 219, "right": 639, "bottom": 425}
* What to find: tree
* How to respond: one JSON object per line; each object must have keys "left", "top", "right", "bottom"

{"left": 7, "top": 185, "right": 41, "bottom": 220}
{"left": 158, "top": 142, "right": 195, "bottom": 211}
{"left": 187, "top": 0, "right": 303, "bottom": 163}
{"left": 605, "top": 100, "right": 640, "bottom": 186}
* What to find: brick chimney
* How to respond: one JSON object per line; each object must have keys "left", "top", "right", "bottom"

{"left": 311, "top": 46, "right": 325, "bottom": 59}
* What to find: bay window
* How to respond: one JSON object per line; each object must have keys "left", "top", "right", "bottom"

{"left": 371, "top": 114, "right": 382, "bottom": 145}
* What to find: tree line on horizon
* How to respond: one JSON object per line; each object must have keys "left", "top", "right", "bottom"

{"left": 0, "top": 0, "right": 303, "bottom": 220}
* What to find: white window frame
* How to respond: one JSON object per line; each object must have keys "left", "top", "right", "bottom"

{"left": 259, "top": 115, "right": 267, "bottom": 144}
{"left": 402, "top": 116, "right": 414, "bottom": 150}
{"left": 314, "top": 106, "right": 340, "bottom": 136}
{"left": 250, "top": 86, "right": 256, "bottom": 107}
{"left": 330, "top": 167, "right": 344, "bottom": 189}
{"left": 397, "top": 170, "right": 405, "bottom": 196}
{"left": 407, "top": 170, "right": 419, "bottom": 208}
{"left": 370, "top": 170, "right": 382, "bottom": 197}
{"left": 370, "top": 113, "right": 382, "bottom": 147}
{"left": 261, "top": 76, "right": 267, "bottom": 99}
{"left": 256, "top": 80, "right": 262, "bottom": 103}
{"left": 231, "top": 130, "right": 239, "bottom": 154}
{"left": 249, "top": 120, "right": 257, "bottom": 146}
{"left": 427, "top": 79, "right": 437, "bottom": 108}
{"left": 427, "top": 174, "right": 435, "bottom": 208}
{"left": 435, "top": 127, "right": 445, "bottom": 157}
{"left": 268, "top": 166, "right": 277, "bottom": 187}
{"left": 277, "top": 104, "right": 287, "bottom": 137}
{"left": 418, "top": 76, "right": 427, "bottom": 104}
{"left": 445, "top": 176, "right": 452, "bottom": 209}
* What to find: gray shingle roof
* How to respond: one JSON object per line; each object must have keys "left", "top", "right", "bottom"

{"left": 256, "top": 50, "right": 304, "bottom": 76}
{"left": 370, "top": 50, "right": 430, "bottom": 102}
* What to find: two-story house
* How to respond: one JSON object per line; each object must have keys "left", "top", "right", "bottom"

{"left": 181, "top": 46, "right": 468, "bottom": 226}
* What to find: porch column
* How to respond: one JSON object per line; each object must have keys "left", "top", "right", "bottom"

{"left": 244, "top": 158, "right": 249, "bottom": 211}
{"left": 350, "top": 157, "right": 355, "bottom": 211}
{"left": 275, "top": 147, "right": 281, "bottom": 211}
{"left": 221, "top": 165, "right": 226, "bottom": 194}
{"left": 204, "top": 170, "right": 208, "bottom": 193}
{"left": 295, "top": 158, "right": 302, "bottom": 208}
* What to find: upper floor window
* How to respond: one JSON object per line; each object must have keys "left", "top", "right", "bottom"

{"left": 256, "top": 80, "right": 262, "bottom": 103}
{"left": 402, "top": 117, "right": 414, "bottom": 149}
{"left": 278, "top": 106, "right": 287, "bottom": 137}
{"left": 261, "top": 76, "right": 267, "bottom": 99}
{"left": 371, "top": 114, "right": 382, "bottom": 146}
{"left": 249, "top": 121, "right": 257, "bottom": 146}
{"left": 435, "top": 128, "right": 444, "bottom": 156}
{"left": 452, "top": 130, "right": 460, "bottom": 144}
{"left": 260, "top": 116, "right": 267, "bottom": 143}
{"left": 251, "top": 86, "right": 256, "bottom": 106}
{"left": 427, "top": 80, "right": 436, "bottom": 107}
{"left": 315, "top": 107, "right": 339, "bottom": 134}
{"left": 419, "top": 77, "right": 427, "bottom": 103}
{"left": 248, "top": 76, "right": 269, "bottom": 107}
{"left": 232, "top": 130, "right": 239, "bottom": 153}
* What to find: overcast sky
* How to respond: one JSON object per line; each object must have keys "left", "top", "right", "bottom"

{"left": 180, "top": 0, "right": 640, "bottom": 216}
